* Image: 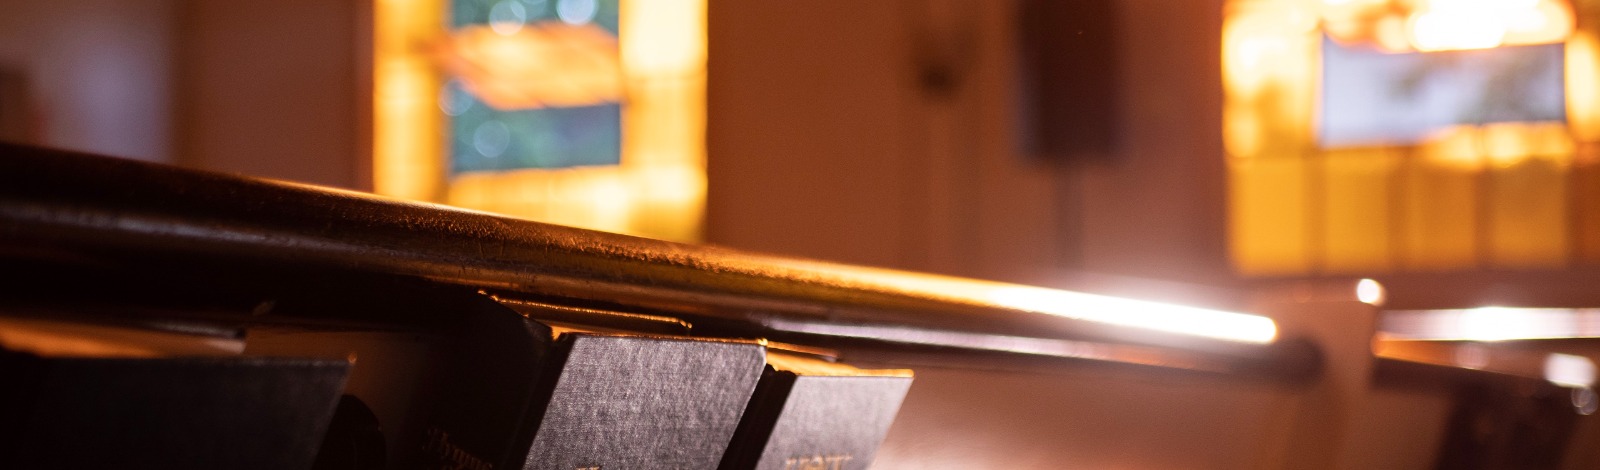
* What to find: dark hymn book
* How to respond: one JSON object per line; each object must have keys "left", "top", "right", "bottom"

{"left": 520, "top": 331, "right": 768, "bottom": 469}
{"left": 0, "top": 316, "right": 351, "bottom": 470}
{"left": 719, "top": 351, "right": 914, "bottom": 470}
{"left": 418, "top": 299, "right": 767, "bottom": 470}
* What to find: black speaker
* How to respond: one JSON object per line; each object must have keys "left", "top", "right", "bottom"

{"left": 1018, "top": 0, "right": 1120, "bottom": 160}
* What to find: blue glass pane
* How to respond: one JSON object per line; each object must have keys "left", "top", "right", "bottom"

{"left": 451, "top": 0, "right": 619, "bottom": 34}
{"left": 1321, "top": 37, "right": 1565, "bottom": 148}
{"left": 448, "top": 84, "right": 621, "bottom": 173}
{"left": 446, "top": 0, "right": 623, "bottom": 175}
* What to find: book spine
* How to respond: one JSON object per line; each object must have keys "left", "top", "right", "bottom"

{"left": 722, "top": 370, "right": 913, "bottom": 470}
{"left": 412, "top": 295, "right": 556, "bottom": 469}
{"left": 719, "top": 367, "right": 798, "bottom": 470}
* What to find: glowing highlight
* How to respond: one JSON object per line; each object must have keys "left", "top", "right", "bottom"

{"left": 985, "top": 286, "right": 1279, "bottom": 344}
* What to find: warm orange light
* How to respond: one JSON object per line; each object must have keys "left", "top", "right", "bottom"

{"left": 1373, "top": 13, "right": 1414, "bottom": 51}
{"left": 1224, "top": 3, "right": 1318, "bottom": 97}
{"left": 1402, "top": 0, "right": 1573, "bottom": 52}
{"left": 1382, "top": 307, "right": 1600, "bottom": 340}
{"left": 1356, "top": 278, "right": 1386, "bottom": 305}
{"left": 1224, "top": 1, "right": 1321, "bottom": 275}
{"left": 1504, "top": 0, "right": 1575, "bottom": 45}
{"left": 374, "top": 0, "right": 445, "bottom": 201}
{"left": 1418, "top": 126, "right": 1485, "bottom": 170}
{"left": 1318, "top": 0, "right": 1574, "bottom": 52}
{"left": 984, "top": 286, "right": 1280, "bottom": 344}
{"left": 620, "top": 0, "right": 705, "bottom": 76}
{"left": 754, "top": 264, "right": 1281, "bottom": 344}
{"left": 1407, "top": 5, "right": 1507, "bottom": 51}
{"left": 1569, "top": 33, "right": 1600, "bottom": 142}
{"left": 436, "top": 23, "right": 622, "bottom": 109}
{"left": 1547, "top": 353, "right": 1597, "bottom": 387}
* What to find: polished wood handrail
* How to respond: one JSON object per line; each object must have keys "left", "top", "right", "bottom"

{"left": 0, "top": 143, "right": 1318, "bottom": 379}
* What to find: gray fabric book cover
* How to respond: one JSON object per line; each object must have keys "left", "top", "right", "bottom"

{"left": 719, "top": 353, "right": 913, "bottom": 470}
{"left": 414, "top": 299, "right": 766, "bottom": 470}
{"left": 519, "top": 333, "right": 766, "bottom": 469}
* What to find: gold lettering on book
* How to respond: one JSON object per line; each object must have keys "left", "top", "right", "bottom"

{"left": 423, "top": 427, "right": 494, "bottom": 470}
{"left": 781, "top": 454, "right": 852, "bottom": 470}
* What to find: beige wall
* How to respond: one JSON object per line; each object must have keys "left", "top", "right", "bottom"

{"left": 175, "top": 0, "right": 367, "bottom": 189}
{"left": 705, "top": 0, "right": 1238, "bottom": 297}
{"left": 0, "top": 0, "right": 178, "bottom": 162}
{"left": 705, "top": 0, "right": 918, "bottom": 269}
{"left": 0, "top": 1, "right": 367, "bottom": 190}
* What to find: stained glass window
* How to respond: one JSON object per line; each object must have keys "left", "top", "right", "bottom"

{"left": 374, "top": 0, "right": 706, "bottom": 241}
{"left": 1224, "top": 0, "right": 1600, "bottom": 275}
{"left": 443, "top": 0, "right": 623, "bottom": 174}
{"left": 1322, "top": 39, "right": 1566, "bottom": 148}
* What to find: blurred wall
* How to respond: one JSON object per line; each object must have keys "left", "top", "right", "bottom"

{"left": 0, "top": 0, "right": 177, "bottom": 162}
{"left": 0, "top": 1, "right": 366, "bottom": 189}
{"left": 175, "top": 0, "right": 367, "bottom": 189}
{"left": 705, "top": 0, "right": 1237, "bottom": 295}
{"left": 705, "top": 0, "right": 918, "bottom": 269}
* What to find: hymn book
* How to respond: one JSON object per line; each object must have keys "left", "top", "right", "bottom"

{"left": 719, "top": 350, "right": 913, "bottom": 470}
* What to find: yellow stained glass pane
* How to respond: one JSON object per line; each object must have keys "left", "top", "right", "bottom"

{"left": 374, "top": 0, "right": 446, "bottom": 202}
{"left": 1400, "top": 158, "right": 1480, "bottom": 271}
{"left": 1230, "top": 157, "right": 1314, "bottom": 275}
{"left": 1320, "top": 149, "right": 1396, "bottom": 273}
{"left": 1486, "top": 156, "right": 1570, "bottom": 268}
{"left": 1575, "top": 149, "right": 1600, "bottom": 262}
